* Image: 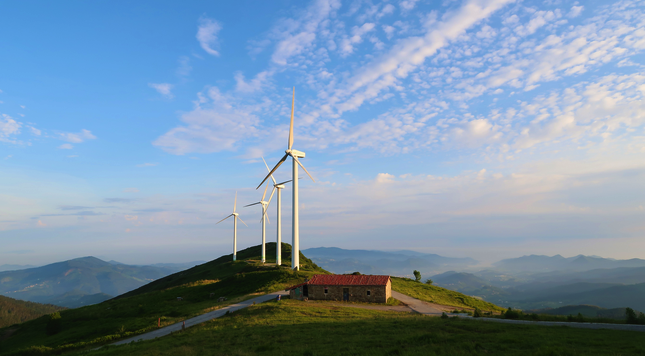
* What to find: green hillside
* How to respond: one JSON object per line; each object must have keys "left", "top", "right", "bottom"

{"left": 0, "top": 296, "right": 65, "bottom": 328}
{"left": 529, "top": 305, "right": 641, "bottom": 320}
{"left": 391, "top": 277, "right": 505, "bottom": 312}
{"left": 81, "top": 300, "right": 645, "bottom": 356}
{"left": 0, "top": 243, "right": 325, "bottom": 355}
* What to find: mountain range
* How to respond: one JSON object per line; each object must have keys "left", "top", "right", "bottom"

{"left": 0, "top": 257, "right": 197, "bottom": 308}
{"left": 493, "top": 254, "right": 645, "bottom": 273}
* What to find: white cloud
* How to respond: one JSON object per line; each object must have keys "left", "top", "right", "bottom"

{"left": 568, "top": 5, "right": 584, "bottom": 18}
{"left": 0, "top": 115, "right": 21, "bottom": 143}
{"left": 339, "top": 23, "right": 376, "bottom": 56}
{"left": 177, "top": 56, "right": 192, "bottom": 78}
{"left": 148, "top": 83, "right": 174, "bottom": 98}
{"left": 197, "top": 17, "right": 222, "bottom": 56}
{"left": 399, "top": 0, "right": 419, "bottom": 11}
{"left": 58, "top": 129, "right": 96, "bottom": 143}
{"left": 235, "top": 70, "right": 273, "bottom": 93}
{"left": 29, "top": 126, "right": 41, "bottom": 136}
{"left": 58, "top": 143, "right": 73, "bottom": 149}
{"left": 154, "top": 87, "right": 262, "bottom": 155}
{"left": 136, "top": 163, "right": 158, "bottom": 167}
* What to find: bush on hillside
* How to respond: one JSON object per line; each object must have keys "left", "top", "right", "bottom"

{"left": 473, "top": 308, "right": 483, "bottom": 318}
{"left": 504, "top": 308, "right": 521, "bottom": 319}
{"left": 425, "top": 279, "right": 433, "bottom": 285}
{"left": 441, "top": 312, "right": 449, "bottom": 319}
{"left": 46, "top": 312, "right": 63, "bottom": 335}
{"left": 413, "top": 270, "right": 421, "bottom": 283}
{"left": 626, "top": 308, "right": 645, "bottom": 325}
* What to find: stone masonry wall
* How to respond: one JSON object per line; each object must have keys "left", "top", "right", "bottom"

{"left": 307, "top": 280, "right": 391, "bottom": 303}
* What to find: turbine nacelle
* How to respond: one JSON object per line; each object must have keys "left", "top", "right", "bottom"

{"left": 286, "top": 149, "right": 305, "bottom": 158}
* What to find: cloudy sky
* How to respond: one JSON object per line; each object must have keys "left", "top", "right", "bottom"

{"left": 1, "top": 0, "right": 644, "bottom": 266}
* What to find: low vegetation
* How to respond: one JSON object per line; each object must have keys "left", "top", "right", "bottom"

{"left": 77, "top": 300, "right": 645, "bottom": 356}
{"left": 0, "top": 243, "right": 325, "bottom": 356}
{"left": 391, "top": 277, "right": 505, "bottom": 312}
{"left": 0, "top": 296, "right": 65, "bottom": 328}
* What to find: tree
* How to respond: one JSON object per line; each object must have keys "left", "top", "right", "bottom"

{"left": 46, "top": 312, "right": 62, "bottom": 335}
{"left": 413, "top": 270, "right": 421, "bottom": 282}
{"left": 425, "top": 279, "right": 433, "bottom": 285}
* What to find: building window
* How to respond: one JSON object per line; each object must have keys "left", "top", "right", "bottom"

{"left": 367, "top": 290, "right": 371, "bottom": 296}
{"left": 324, "top": 287, "right": 328, "bottom": 294}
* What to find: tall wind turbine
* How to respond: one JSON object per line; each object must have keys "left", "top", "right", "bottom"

{"left": 262, "top": 157, "right": 293, "bottom": 267}
{"left": 216, "top": 191, "right": 248, "bottom": 261}
{"left": 245, "top": 182, "right": 271, "bottom": 264}
{"left": 257, "top": 87, "right": 315, "bottom": 270}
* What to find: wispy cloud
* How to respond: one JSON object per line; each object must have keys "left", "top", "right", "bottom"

{"left": 197, "top": 17, "right": 222, "bottom": 56}
{"left": 58, "top": 143, "right": 73, "bottom": 149}
{"left": 58, "top": 129, "right": 96, "bottom": 143}
{"left": 148, "top": 83, "right": 174, "bottom": 98}
{"left": 136, "top": 163, "right": 158, "bottom": 167}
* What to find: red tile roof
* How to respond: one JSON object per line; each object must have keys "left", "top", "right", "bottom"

{"left": 286, "top": 274, "right": 391, "bottom": 289}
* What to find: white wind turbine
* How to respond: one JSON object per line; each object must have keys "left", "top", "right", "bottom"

{"left": 257, "top": 87, "right": 315, "bottom": 270}
{"left": 245, "top": 182, "right": 271, "bottom": 264}
{"left": 216, "top": 191, "right": 248, "bottom": 261}
{"left": 261, "top": 157, "right": 293, "bottom": 267}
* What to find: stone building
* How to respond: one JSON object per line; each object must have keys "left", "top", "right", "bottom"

{"left": 287, "top": 274, "right": 391, "bottom": 303}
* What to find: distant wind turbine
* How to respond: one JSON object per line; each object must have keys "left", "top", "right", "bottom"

{"left": 262, "top": 157, "right": 293, "bottom": 267}
{"left": 245, "top": 182, "right": 271, "bottom": 264}
{"left": 216, "top": 191, "right": 248, "bottom": 261}
{"left": 257, "top": 87, "right": 315, "bottom": 270}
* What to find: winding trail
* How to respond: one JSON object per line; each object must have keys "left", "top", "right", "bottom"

{"left": 107, "top": 291, "right": 288, "bottom": 347}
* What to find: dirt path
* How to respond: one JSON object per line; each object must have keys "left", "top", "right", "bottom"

{"left": 391, "top": 291, "right": 446, "bottom": 315}
{"left": 104, "top": 291, "right": 288, "bottom": 347}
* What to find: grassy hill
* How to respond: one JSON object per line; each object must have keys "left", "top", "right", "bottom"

{"left": 1, "top": 244, "right": 508, "bottom": 355}
{"left": 528, "top": 305, "right": 640, "bottom": 319}
{"left": 81, "top": 300, "right": 645, "bottom": 356}
{"left": 391, "top": 277, "right": 505, "bottom": 312}
{"left": 0, "top": 256, "right": 185, "bottom": 308}
{"left": 0, "top": 243, "right": 326, "bottom": 355}
{"left": 0, "top": 296, "right": 65, "bottom": 328}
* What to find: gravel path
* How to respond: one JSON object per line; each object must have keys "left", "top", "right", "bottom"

{"left": 106, "top": 291, "right": 288, "bottom": 347}
{"left": 391, "top": 291, "right": 445, "bottom": 315}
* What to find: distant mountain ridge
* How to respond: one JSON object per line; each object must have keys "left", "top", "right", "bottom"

{"left": 0, "top": 295, "right": 65, "bottom": 328}
{"left": 0, "top": 256, "right": 191, "bottom": 308}
{"left": 302, "top": 247, "right": 477, "bottom": 277}
{"left": 493, "top": 254, "right": 645, "bottom": 273}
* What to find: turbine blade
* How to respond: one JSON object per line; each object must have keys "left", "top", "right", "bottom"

{"left": 233, "top": 191, "right": 237, "bottom": 213}
{"left": 262, "top": 157, "right": 277, "bottom": 185}
{"left": 237, "top": 215, "right": 248, "bottom": 227}
{"left": 267, "top": 186, "right": 276, "bottom": 206}
{"left": 263, "top": 205, "right": 271, "bottom": 225}
{"left": 257, "top": 154, "right": 288, "bottom": 189}
{"left": 216, "top": 214, "right": 234, "bottom": 225}
{"left": 293, "top": 157, "right": 315, "bottom": 182}
{"left": 288, "top": 87, "right": 294, "bottom": 150}
{"left": 261, "top": 180, "right": 269, "bottom": 201}
{"left": 244, "top": 202, "right": 262, "bottom": 207}
{"left": 276, "top": 179, "right": 293, "bottom": 186}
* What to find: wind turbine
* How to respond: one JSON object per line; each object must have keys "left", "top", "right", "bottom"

{"left": 257, "top": 87, "right": 315, "bottom": 270}
{"left": 216, "top": 191, "right": 248, "bottom": 261}
{"left": 262, "top": 157, "right": 293, "bottom": 267}
{"left": 245, "top": 182, "right": 271, "bottom": 264}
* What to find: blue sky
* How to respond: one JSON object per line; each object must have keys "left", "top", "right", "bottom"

{"left": 1, "top": 0, "right": 645, "bottom": 266}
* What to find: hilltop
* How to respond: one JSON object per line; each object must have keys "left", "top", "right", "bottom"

{"left": 1, "top": 243, "right": 507, "bottom": 355}
{"left": 0, "top": 296, "right": 65, "bottom": 328}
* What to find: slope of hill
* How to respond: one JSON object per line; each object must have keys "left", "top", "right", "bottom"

{"left": 0, "top": 257, "right": 185, "bottom": 308}
{"left": 0, "top": 296, "right": 65, "bottom": 328}
{"left": 528, "top": 305, "right": 640, "bottom": 319}
{"left": 0, "top": 264, "right": 37, "bottom": 272}
{"left": 1, "top": 243, "right": 505, "bottom": 356}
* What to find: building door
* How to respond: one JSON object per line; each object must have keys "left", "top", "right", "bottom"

{"left": 343, "top": 288, "right": 349, "bottom": 301}
{"left": 303, "top": 285, "right": 308, "bottom": 298}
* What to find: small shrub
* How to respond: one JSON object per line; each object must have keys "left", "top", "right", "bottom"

{"left": 530, "top": 313, "right": 539, "bottom": 320}
{"left": 425, "top": 279, "right": 433, "bottom": 285}
{"left": 626, "top": 307, "right": 637, "bottom": 324}
{"left": 504, "top": 308, "right": 520, "bottom": 320}
{"left": 473, "top": 308, "right": 482, "bottom": 318}
{"left": 441, "top": 312, "right": 449, "bottom": 319}
{"left": 46, "top": 312, "right": 62, "bottom": 335}
{"left": 351, "top": 272, "right": 361, "bottom": 275}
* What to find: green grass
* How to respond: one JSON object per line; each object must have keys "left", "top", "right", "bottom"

{"left": 391, "top": 277, "right": 505, "bottom": 312}
{"left": 75, "top": 300, "right": 645, "bottom": 356}
{"left": 0, "top": 296, "right": 66, "bottom": 328}
{"left": 0, "top": 243, "right": 326, "bottom": 356}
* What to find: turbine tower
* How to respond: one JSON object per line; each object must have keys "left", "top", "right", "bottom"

{"left": 245, "top": 182, "right": 271, "bottom": 264}
{"left": 216, "top": 191, "right": 248, "bottom": 261}
{"left": 262, "top": 157, "right": 293, "bottom": 267}
{"left": 258, "top": 87, "right": 315, "bottom": 270}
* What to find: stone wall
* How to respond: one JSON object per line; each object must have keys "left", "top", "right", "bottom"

{"left": 307, "top": 280, "right": 391, "bottom": 303}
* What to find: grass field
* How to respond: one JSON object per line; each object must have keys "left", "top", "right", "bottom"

{"left": 391, "top": 277, "right": 505, "bottom": 313}
{"left": 0, "top": 243, "right": 325, "bottom": 356}
{"left": 79, "top": 299, "right": 645, "bottom": 356}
